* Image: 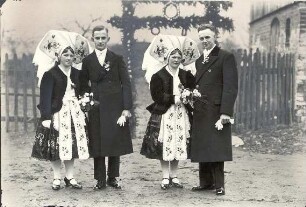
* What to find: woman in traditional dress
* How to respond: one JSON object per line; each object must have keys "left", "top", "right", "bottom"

{"left": 32, "top": 43, "right": 90, "bottom": 190}
{"left": 141, "top": 48, "right": 195, "bottom": 189}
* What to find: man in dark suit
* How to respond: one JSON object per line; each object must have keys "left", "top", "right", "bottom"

{"left": 190, "top": 24, "right": 238, "bottom": 195}
{"left": 80, "top": 25, "right": 133, "bottom": 190}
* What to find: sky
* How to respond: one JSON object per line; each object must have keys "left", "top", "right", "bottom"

{"left": 0, "top": 0, "right": 291, "bottom": 58}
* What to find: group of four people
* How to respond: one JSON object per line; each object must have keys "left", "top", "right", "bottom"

{"left": 32, "top": 23, "right": 238, "bottom": 196}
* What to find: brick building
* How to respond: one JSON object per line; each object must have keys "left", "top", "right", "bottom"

{"left": 249, "top": 1, "right": 306, "bottom": 123}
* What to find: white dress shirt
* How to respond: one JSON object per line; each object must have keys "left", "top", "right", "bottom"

{"left": 95, "top": 48, "right": 107, "bottom": 66}
{"left": 203, "top": 44, "right": 216, "bottom": 59}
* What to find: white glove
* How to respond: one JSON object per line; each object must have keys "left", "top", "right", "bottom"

{"left": 117, "top": 116, "right": 126, "bottom": 127}
{"left": 42, "top": 120, "right": 51, "bottom": 128}
{"left": 215, "top": 119, "right": 223, "bottom": 130}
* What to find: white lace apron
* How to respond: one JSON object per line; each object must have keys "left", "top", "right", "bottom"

{"left": 158, "top": 67, "right": 190, "bottom": 161}
{"left": 53, "top": 67, "right": 89, "bottom": 160}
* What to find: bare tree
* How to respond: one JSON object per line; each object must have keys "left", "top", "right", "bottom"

{"left": 60, "top": 15, "right": 103, "bottom": 37}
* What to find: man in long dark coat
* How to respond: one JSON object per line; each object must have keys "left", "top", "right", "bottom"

{"left": 190, "top": 24, "right": 238, "bottom": 195}
{"left": 79, "top": 25, "right": 133, "bottom": 190}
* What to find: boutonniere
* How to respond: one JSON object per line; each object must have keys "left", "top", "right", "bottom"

{"left": 103, "top": 61, "right": 110, "bottom": 71}
{"left": 202, "top": 56, "right": 209, "bottom": 64}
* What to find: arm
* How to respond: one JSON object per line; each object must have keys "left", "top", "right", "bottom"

{"left": 79, "top": 59, "right": 91, "bottom": 96}
{"left": 150, "top": 73, "right": 175, "bottom": 105}
{"left": 39, "top": 72, "right": 54, "bottom": 121}
{"left": 185, "top": 70, "right": 196, "bottom": 89}
{"left": 118, "top": 56, "right": 133, "bottom": 116}
{"left": 220, "top": 53, "right": 238, "bottom": 116}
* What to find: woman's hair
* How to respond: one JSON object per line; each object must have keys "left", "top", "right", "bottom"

{"left": 61, "top": 46, "right": 75, "bottom": 55}
{"left": 169, "top": 48, "right": 182, "bottom": 57}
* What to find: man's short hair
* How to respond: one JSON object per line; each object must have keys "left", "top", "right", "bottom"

{"left": 92, "top": 25, "right": 109, "bottom": 36}
{"left": 197, "top": 24, "right": 217, "bottom": 34}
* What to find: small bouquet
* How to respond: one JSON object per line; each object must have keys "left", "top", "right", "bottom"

{"left": 178, "top": 84, "right": 202, "bottom": 105}
{"left": 103, "top": 61, "right": 110, "bottom": 71}
{"left": 79, "top": 92, "right": 99, "bottom": 112}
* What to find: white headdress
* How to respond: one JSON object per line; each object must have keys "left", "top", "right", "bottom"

{"left": 33, "top": 30, "right": 93, "bottom": 87}
{"left": 142, "top": 34, "right": 200, "bottom": 83}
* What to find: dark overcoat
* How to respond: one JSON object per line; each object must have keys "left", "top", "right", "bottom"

{"left": 190, "top": 46, "right": 238, "bottom": 162}
{"left": 79, "top": 50, "right": 133, "bottom": 157}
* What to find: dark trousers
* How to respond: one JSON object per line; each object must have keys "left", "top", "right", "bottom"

{"left": 94, "top": 156, "right": 120, "bottom": 181}
{"left": 199, "top": 162, "right": 224, "bottom": 188}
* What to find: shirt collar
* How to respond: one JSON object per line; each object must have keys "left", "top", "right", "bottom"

{"left": 203, "top": 44, "right": 216, "bottom": 56}
{"left": 95, "top": 48, "right": 107, "bottom": 56}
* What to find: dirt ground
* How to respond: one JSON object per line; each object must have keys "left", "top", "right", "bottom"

{"left": 1, "top": 78, "right": 306, "bottom": 207}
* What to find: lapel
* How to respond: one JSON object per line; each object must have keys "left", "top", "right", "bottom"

{"left": 104, "top": 49, "right": 114, "bottom": 65}
{"left": 195, "top": 46, "right": 220, "bottom": 83}
{"left": 90, "top": 51, "right": 104, "bottom": 70}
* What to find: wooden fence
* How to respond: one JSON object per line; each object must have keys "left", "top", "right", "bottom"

{"left": 1, "top": 53, "right": 39, "bottom": 132}
{"left": 1, "top": 49, "right": 295, "bottom": 132}
{"left": 232, "top": 49, "right": 295, "bottom": 132}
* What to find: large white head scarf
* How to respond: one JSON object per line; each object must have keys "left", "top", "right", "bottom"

{"left": 33, "top": 30, "right": 92, "bottom": 87}
{"left": 142, "top": 34, "right": 200, "bottom": 83}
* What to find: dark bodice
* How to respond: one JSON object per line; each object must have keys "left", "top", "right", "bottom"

{"left": 38, "top": 65, "right": 80, "bottom": 121}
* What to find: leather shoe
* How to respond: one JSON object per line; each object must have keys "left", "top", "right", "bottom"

{"left": 107, "top": 178, "right": 122, "bottom": 189}
{"left": 93, "top": 180, "right": 106, "bottom": 190}
{"left": 64, "top": 177, "right": 82, "bottom": 189}
{"left": 191, "top": 184, "right": 215, "bottom": 191}
{"left": 170, "top": 177, "right": 183, "bottom": 188}
{"left": 216, "top": 187, "right": 225, "bottom": 195}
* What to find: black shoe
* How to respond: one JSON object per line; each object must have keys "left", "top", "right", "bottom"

{"left": 64, "top": 177, "right": 82, "bottom": 189}
{"left": 191, "top": 184, "right": 215, "bottom": 191}
{"left": 170, "top": 177, "right": 183, "bottom": 188}
{"left": 93, "top": 180, "right": 106, "bottom": 190}
{"left": 107, "top": 178, "right": 122, "bottom": 189}
{"left": 52, "top": 179, "right": 61, "bottom": 190}
{"left": 216, "top": 187, "right": 225, "bottom": 195}
{"left": 160, "top": 178, "right": 170, "bottom": 190}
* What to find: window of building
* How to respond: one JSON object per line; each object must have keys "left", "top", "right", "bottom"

{"left": 270, "top": 18, "right": 280, "bottom": 53}
{"left": 285, "top": 18, "right": 291, "bottom": 48}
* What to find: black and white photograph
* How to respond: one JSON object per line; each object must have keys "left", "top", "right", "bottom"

{"left": 1, "top": 0, "right": 305, "bottom": 206}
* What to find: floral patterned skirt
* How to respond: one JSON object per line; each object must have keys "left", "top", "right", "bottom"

{"left": 31, "top": 118, "right": 88, "bottom": 161}
{"left": 140, "top": 112, "right": 191, "bottom": 161}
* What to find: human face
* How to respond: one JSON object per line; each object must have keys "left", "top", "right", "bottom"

{"left": 198, "top": 28, "right": 216, "bottom": 50}
{"left": 92, "top": 30, "right": 109, "bottom": 51}
{"left": 59, "top": 50, "right": 74, "bottom": 68}
{"left": 168, "top": 52, "right": 182, "bottom": 69}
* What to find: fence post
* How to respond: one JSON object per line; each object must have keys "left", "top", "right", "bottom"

{"left": 22, "top": 53, "right": 28, "bottom": 131}
{"left": 255, "top": 49, "right": 261, "bottom": 130}
{"left": 4, "top": 53, "right": 10, "bottom": 131}
{"left": 13, "top": 53, "right": 19, "bottom": 131}
{"left": 261, "top": 52, "right": 266, "bottom": 127}
{"left": 276, "top": 53, "right": 282, "bottom": 124}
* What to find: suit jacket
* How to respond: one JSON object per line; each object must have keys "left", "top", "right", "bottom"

{"left": 146, "top": 67, "right": 195, "bottom": 115}
{"left": 191, "top": 46, "right": 238, "bottom": 162}
{"left": 79, "top": 49, "right": 133, "bottom": 157}
{"left": 38, "top": 65, "right": 80, "bottom": 121}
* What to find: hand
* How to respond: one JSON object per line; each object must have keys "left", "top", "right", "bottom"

{"left": 117, "top": 116, "right": 126, "bottom": 127}
{"left": 220, "top": 114, "right": 234, "bottom": 124}
{"left": 215, "top": 119, "right": 223, "bottom": 130}
{"left": 42, "top": 120, "right": 51, "bottom": 128}
{"left": 174, "top": 95, "right": 181, "bottom": 105}
{"left": 121, "top": 110, "right": 131, "bottom": 118}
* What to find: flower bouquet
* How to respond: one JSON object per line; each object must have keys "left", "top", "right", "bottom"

{"left": 79, "top": 92, "right": 99, "bottom": 112}
{"left": 178, "top": 84, "right": 202, "bottom": 106}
